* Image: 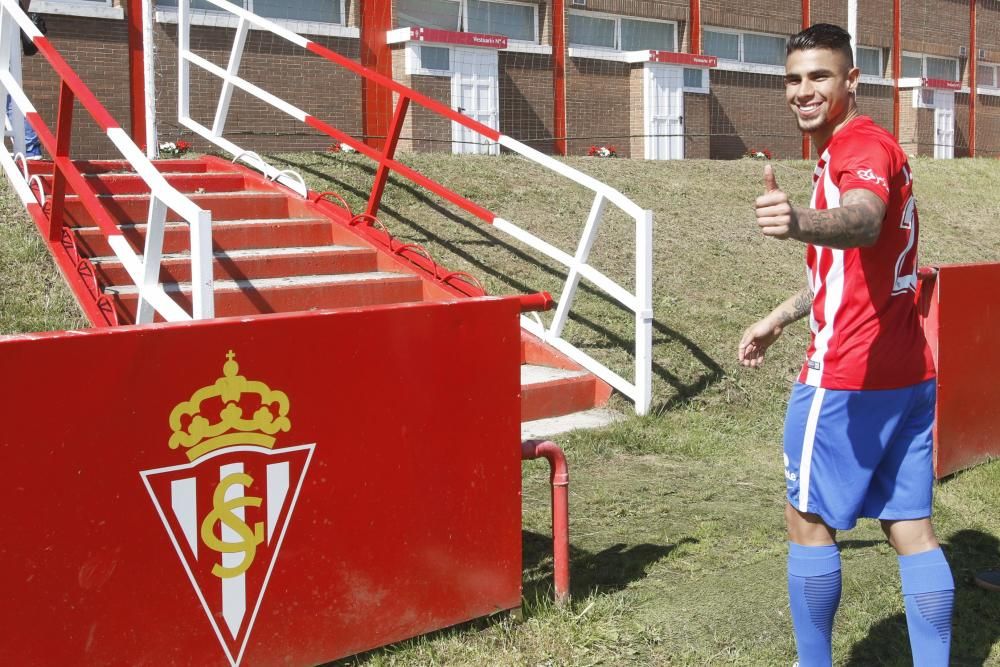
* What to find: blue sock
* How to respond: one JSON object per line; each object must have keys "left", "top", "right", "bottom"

{"left": 899, "top": 547, "right": 954, "bottom": 667}
{"left": 788, "top": 543, "right": 841, "bottom": 667}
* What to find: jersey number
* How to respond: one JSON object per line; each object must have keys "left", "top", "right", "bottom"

{"left": 892, "top": 195, "right": 918, "bottom": 295}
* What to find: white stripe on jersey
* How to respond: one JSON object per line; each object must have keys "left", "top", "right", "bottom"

{"left": 805, "top": 157, "right": 844, "bottom": 386}
{"left": 797, "top": 387, "right": 827, "bottom": 513}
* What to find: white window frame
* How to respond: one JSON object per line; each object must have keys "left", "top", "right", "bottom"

{"left": 31, "top": 0, "right": 124, "bottom": 20}
{"left": 406, "top": 43, "right": 454, "bottom": 76}
{"left": 977, "top": 62, "right": 1000, "bottom": 89}
{"left": 682, "top": 67, "right": 709, "bottom": 93}
{"left": 856, "top": 46, "right": 883, "bottom": 76}
{"left": 567, "top": 10, "right": 677, "bottom": 54}
{"left": 703, "top": 26, "right": 787, "bottom": 67}
{"left": 155, "top": 0, "right": 355, "bottom": 38}
{"left": 903, "top": 51, "right": 960, "bottom": 82}
{"left": 399, "top": 0, "right": 539, "bottom": 45}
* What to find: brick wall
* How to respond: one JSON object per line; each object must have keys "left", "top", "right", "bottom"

{"left": 499, "top": 52, "right": 554, "bottom": 151}
{"left": 707, "top": 70, "right": 800, "bottom": 160}
{"left": 684, "top": 92, "right": 711, "bottom": 159}
{"left": 566, "top": 57, "right": 630, "bottom": 158}
{"left": 21, "top": 16, "right": 132, "bottom": 159}
{"left": 702, "top": 0, "right": 800, "bottom": 35}
{"left": 974, "top": 92, "right": 1000, "bottom": 157}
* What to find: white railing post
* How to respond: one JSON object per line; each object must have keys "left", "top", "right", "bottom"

{"left": 634, "top": 209, "right": 654, "bottom": 415}
{"left": 137, "top": 196, "right": 168, "bottom": 324}
{"left": 178, "top": 0, "right": 191, "bottom": 124}
{"left": 141, "top": 0, "right": 158, "bottom": 159}
{"left": 550, "top": 193, "right": 606, "bottom": 338}
{"left": 211, "top": 16, "right": 249, "bottom": 138}
{"left": 189, "top": 209, "right": 214, "bottom": 319}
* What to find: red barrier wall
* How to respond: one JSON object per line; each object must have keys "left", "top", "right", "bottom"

{"left": 920, "top": 263, "right": 1000, "bottom": 478}
{"left": 0, "top": 297, "right": 523, "bottom": 665}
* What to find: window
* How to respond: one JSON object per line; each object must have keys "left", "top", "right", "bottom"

{"left": 926, "top": 56, "right": 958, "bottom": 81}
{"left": 704, "top": 30, "right": 738, "bottom": 61}
{"left": 978, "top": 63, "right": 998, "bottom": 88}
{"left": 620, "top": 18, "right": 674, "bottom": 52}
{"left": 704, "top": 28, "right": 785, "bottom": 66}
{"left": 683, "top": 67, "right": 709, "bottom": 93}
{"left": 902, "top": 52, "right": 959, "bottom": 81}
{"left": 901, "top": 55, "right": 922, "bottom": 78}
{"left": 420, "top": 45, "right": 451, "bottom": 71}
{"left": 397, "top": 0, "right": 461, "bottom": 31}
{"left": 157, "top": 0, "right": 343, "bottom": 23}
{"left": 568, "top": 13, "right": 615, "bottom": 49}
{"left": 568, "top": 11, "right": 676, "bottom": 52}
{"left": 856, "top": 46, "right": 882, "bottom": 77}
{"left": 398, "top": 0, "right": 538, "bottom": 42}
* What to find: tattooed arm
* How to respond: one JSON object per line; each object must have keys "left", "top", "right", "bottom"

{"left": 738, "top": 286, "right": 814, "bottom": 368}
{"left": 756, "top": 169, "right": 887, "bottom": 249}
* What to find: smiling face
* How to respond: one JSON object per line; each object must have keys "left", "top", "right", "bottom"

{"left": 784, "top": 47, "right": 860, "bottom": 148}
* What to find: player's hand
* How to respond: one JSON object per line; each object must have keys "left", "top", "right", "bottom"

{"left": 738, "top": 318, "right": 783, "bottom": 368}
{"left": 755, "top": 165, "right": 800, "bottom": 240}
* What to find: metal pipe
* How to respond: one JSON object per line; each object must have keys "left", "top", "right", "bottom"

{"left": 801, "top": 0, "right": 810, "bottom": 159}
{"left": 893, "top": 0, "right": 901, "bottom": 141}
{"left": 970, "top": 0, "right": 977, "bottom": 158}
{"left": 521, "top": 439, "right": 570, "bottom": 604}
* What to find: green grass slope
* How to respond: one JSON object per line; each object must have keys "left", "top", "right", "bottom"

{"left": 2, "top": 155, "right": 998, "bottom": 665}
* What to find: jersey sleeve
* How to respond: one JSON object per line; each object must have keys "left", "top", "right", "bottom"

{"left": 829, "top": 136, "right": 894, "bottom": 204}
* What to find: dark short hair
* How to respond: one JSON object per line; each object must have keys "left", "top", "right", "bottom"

{"left": 787, "top": 23, "right": 854, "bottom": 68}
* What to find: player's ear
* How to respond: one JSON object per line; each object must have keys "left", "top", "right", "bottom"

{"left": 846, "top": 66, "right": 860, "bottom": 95}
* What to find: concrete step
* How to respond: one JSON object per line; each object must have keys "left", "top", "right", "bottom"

{"left": 519, "top": 363, "right": 602, "bottom": 422}
{"left": 521, "top": 408, "right": 622, "bottom": 440}
{"left": 91, "top": 245, "right": 380, "bottom": 284}
{"left": 26, "top": 159, "right": 213, "bottom": 177}
{"left": 71, "top": 217, "right": 357, "bottom": 257}
{"left": 107, "top": 271, "right": 425, "bottom": 323}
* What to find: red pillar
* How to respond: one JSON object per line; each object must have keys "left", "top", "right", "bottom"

{"left": 552, "top": 0, "right": 567, "bottom": 156}
{"left": 801, "top": 0, "right": 810, "bottom": 159}
{"left": 126, "top": 0, "right": 146, "bottom": 152}
{"left": 690, "top": 0, "right": 701, "bottom": 54}
{"left": 893, "top": 0, "right": 901, "bottom": 141}
{"left": 361, "top": 0, "right": 393, "bottom": 151}
{"left": 970, "top": 0, "right": 977, "bottom": 157}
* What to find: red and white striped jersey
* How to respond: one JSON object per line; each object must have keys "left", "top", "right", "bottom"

{"left": 799, "top": 116, "right": 935, "bottom": 390}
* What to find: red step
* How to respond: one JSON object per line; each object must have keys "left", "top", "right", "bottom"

{"left": 60, "top": 191, "right": 291, "bottom": 227}
{"left": 45, "top": 171, "right": 251, "bottom": 196}
{"left": 107, "top": 272, "right": 425, "bottom": 322}
{"left": 72, "top": 217, "right": 342, "bottom": 257}
{"left": 91, "top": 245, "right": 380, "bottom": 284}
{"left": 519, "top": 364, "right": 605, "bottom": 422}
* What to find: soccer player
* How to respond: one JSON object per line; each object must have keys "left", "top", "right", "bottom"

{"left": 738, "top": 24, "right": 953, "bottom": 667}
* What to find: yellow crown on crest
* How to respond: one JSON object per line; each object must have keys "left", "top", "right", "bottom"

{"left": 169, "top": 351, "right": 291, "bottom": 461}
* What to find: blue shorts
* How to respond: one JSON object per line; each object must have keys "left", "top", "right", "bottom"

{"left": 783, "top": 378, "right": 936, "bottom": 531}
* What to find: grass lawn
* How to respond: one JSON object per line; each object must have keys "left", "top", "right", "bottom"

{"left": 2, "top": 153, "right": 999, "bottom": 665}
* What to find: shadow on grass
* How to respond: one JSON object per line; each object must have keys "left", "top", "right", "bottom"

{"left": 322, "top": 531, "right": 694, "bottom": 666}
{"left": 269, "top": 153, "right": 725, "bottom": 412}
{"left": 844, "top": 529, "right": 1000, "bottom": 667}
{"left": 522, "top": 530, "right": 698, "bottom": 599}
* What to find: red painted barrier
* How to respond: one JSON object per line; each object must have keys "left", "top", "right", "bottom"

{"left": 919, "top": 263, "right": 1000, "bottom": 477}
{"left": 0, "top": 297, "right": 526, "bottom": 665}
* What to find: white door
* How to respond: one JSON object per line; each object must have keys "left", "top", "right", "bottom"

{"left": 934, "top": 90, "right": 955, "bottom": 159}
{"left": 451, "top": 48, "right": 499, "bottom": 155}
{"left": 644, "top": 64, "right": 684, "bottom": 160}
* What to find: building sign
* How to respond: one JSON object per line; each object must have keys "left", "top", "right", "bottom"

{"left": 649, "top": 51, "right": 718, "bottom": 67}
{"left": 409, "top": 26, "right": 508, "bottom": 49}
{"left": 922, "top": 77, "right": 962, "bottom": 90}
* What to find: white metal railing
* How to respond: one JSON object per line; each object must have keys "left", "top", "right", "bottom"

{"left": 0, "top": 0, "right": 214, "bottom": 324}
{"left": 175, "top": 0, "right": 653, "bottom": 414}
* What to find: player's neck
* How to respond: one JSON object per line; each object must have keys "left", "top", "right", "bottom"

{"left": 811, "top": 105, "right": 861, "bottom": 152}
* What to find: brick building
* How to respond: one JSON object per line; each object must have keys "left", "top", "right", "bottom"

{"left": 16, "top": 0, "right": 1000, "bottom": 159}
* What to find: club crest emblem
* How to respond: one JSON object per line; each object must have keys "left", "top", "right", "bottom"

{"left": 140, "top": 351, "right": 314, "bottom": 666}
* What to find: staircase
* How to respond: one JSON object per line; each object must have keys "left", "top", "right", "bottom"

{"left": 26, "top": 155, "right": 616, "bottom": 436}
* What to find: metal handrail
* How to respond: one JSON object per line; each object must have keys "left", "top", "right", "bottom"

{"left": 0, "top": 0, "right": 214, "bottom": 324}
{"left": 177, "top": 0, "right": 653, "bottom": 413}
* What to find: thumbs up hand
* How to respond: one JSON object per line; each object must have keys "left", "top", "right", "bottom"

{"left": 755, "top": 164, "right": 799, "bottom": 240}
